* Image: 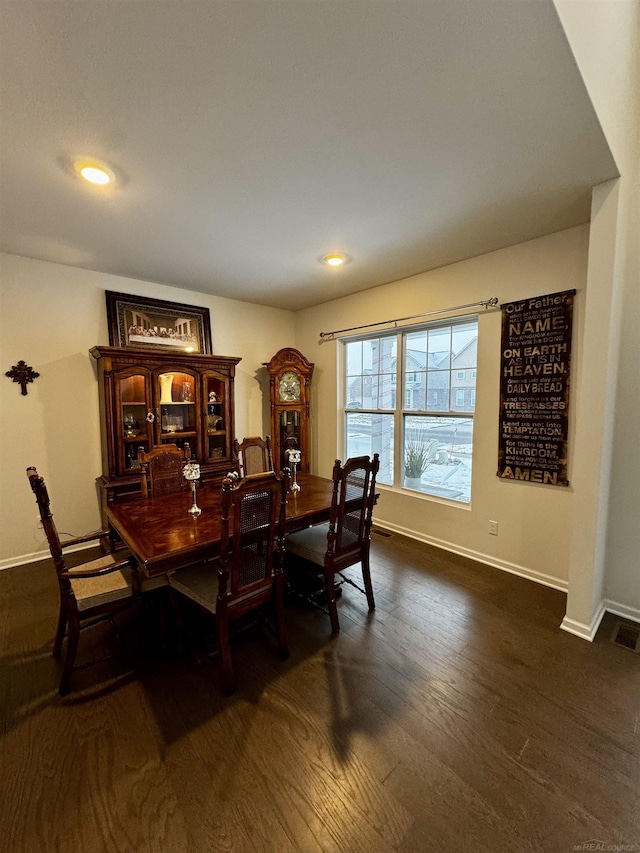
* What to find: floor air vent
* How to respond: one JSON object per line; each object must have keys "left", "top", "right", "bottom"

{"left": 611, "top": 620, "right": 640, "bottom": 653}
{"left": 372, "top": 528, "right": 393, "bottom": 539}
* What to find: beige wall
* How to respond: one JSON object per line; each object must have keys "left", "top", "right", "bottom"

{"left": 0, "top": 253, "right": 295, "bottom": 567}
{"left": 295, "top": 226, "right": 589, "bottom": 589}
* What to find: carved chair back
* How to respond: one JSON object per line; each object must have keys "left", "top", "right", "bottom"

{"left": 218, "top": 469, "right": 289, "bottom": 601}
{"left": 138, "top": 443, "right": 190, "bottom": 499}
{"left": 233, "top": 435, "right": 274, "bottom": 478}
{"left": 325, "top": 453, "right": 380, "bottom": 573}
{"left": 28, "top": 466, "right": 73, "bottom": 588}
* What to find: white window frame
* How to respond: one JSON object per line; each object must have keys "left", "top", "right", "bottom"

{"left": 342, "top": 316, "right": 478, "bottom": 504}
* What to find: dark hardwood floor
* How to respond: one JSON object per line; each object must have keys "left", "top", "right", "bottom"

{"left": 1, "top": 533, "right": 638, "bottom": 852}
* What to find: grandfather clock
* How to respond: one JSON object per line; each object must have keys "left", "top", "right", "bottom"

{"left": 264, "top": 348, "right": 314, "bottom": 474}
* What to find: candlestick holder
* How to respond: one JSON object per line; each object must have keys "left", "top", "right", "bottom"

{"left": 183, "top": 461, "right": 201, "bottom": 515}
{"left": 285, "top": 449, "right": 301, "bottom": 492}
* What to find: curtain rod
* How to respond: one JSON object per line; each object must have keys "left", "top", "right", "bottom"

{"left": 319, "top": 297, "right": 499, "bottom": 340}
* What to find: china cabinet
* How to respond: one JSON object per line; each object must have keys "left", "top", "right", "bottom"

{"left": 90, "top": 346, "right": 241, "bottom": 514}
{"left": 264, "top": 348, "right": 314, "bottom": 474}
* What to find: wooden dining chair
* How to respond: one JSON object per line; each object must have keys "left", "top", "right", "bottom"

{"left": 285, "top": 454, "right": 380, "bottom": 633}
{"left": 138, "top": 442, "right": 190, "bottom": 499}
{"left": 233, "top": 435, "right": 273, "bottom": 478}
{"left": 26, "top": 467, "right": 167, "bottom": 694}
{"left": 168, "top": 469, "right": 290, "bottom": 693}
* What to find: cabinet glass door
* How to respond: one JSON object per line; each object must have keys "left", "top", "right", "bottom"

{"left": 157, "top": 370, "right": 198, "bottom": 457}
{"left": 203, "top": 372, "right": 229, "bottom": 463}
{"left": 119, "top": 372, "right": 151, "bottom": 472}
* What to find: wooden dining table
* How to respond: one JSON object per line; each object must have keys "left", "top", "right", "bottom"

{"left": 106, "top": 472, "right": 335, "bottom": 578}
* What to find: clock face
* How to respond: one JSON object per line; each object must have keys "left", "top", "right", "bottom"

{"left": 278, "top": 370, "right": 301, "bottom": 402}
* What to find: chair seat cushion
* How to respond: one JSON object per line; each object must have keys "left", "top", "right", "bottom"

{"left": 168, "top": 561, "right": 220, "bottom": 613}
{"left": 168, "top": 561, "right": 266, "bottom": 614}
{"left": 72, "top": 556, "right": 135, "bottom": 611}
{"left": 141, "top": 574, "right": 169, "bottom": 592}
{"left": 72, "top": 556, "right": 167, "bottom": 610}
{"left": 285, "top": 523, "right": 329, "bottom": 566}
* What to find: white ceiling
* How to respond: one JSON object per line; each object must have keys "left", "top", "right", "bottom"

{"left": 0, "top": 1, "right": 617, "bottom": 311}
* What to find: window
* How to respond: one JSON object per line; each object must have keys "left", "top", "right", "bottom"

{"left": 343, "top": 318, "right": 477, "bottom": 503}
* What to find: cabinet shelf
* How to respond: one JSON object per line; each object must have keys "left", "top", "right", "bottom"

{"left": 160, "top": 401, "right": 195, "bottom": 406}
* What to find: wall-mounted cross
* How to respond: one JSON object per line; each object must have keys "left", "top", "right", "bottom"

{"left": 5, "top": 360, "right": 40, "bottom": 395}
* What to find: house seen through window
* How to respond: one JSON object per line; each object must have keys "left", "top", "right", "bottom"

{"left": 343, "top": 318, "right": 478, "bottom": 503}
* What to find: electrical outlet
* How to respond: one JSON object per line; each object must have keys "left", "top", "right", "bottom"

{"left": 489, "top": 520, "right": 498, "bottom": 536}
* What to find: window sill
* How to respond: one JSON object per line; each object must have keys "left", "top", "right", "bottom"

{"left": 376, "top": 481, "right": 472, "bottom": 510}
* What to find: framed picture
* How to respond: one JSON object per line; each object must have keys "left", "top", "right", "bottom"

{"left": 105, "top": 291, "right": 213, "bottom": 354}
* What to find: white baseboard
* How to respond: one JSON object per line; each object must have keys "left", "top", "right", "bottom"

{"left": 559, "top": 599, "right": 640, "bottom": 642}
{"left": 0, "top": 542, "right": 91, "bottom": 572}
{"left": 560, "top": 599, "right": 607, "bottom": 642}
{"left": 373, "top": 518, "right": 568, "bottom": 592}
{"left": 603, "top": 598, "right": 640, "bottom": 626}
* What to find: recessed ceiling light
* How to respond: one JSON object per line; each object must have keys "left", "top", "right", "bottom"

{"left": 73, "top": 159, "right": 115, "bottom": 186}
{"left": 80, "top": 166, "right": 110, "bottom": 185}
{"left": 323, "top": 253, "right": 346, "bottom": 267}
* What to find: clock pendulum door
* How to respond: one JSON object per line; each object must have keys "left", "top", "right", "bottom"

{"left": 280, "top": 409, "right": 301, "bottom": 461}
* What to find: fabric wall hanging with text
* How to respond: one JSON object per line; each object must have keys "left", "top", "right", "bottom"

{"left": 497, "top": 289, "right": 576, "bottom": 487}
